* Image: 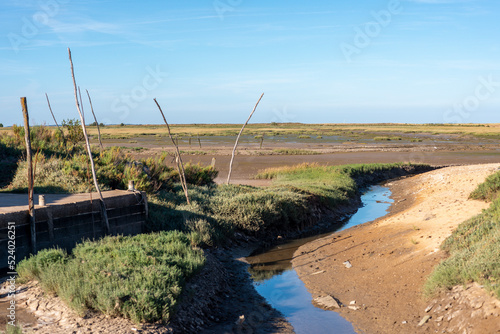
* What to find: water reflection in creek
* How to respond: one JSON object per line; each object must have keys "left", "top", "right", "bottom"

{"left": 246, "top": 185, "right": 393, "bottom": 334}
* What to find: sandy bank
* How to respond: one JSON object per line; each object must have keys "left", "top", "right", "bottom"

{"left": 292, "top": 164, "right": 500, "bottom": 334}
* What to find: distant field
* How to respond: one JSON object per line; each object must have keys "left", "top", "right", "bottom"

{"left": 3, "top": 123, "right": 500, "bottom": 158}
{"left": 2, "top": 122, "right": 500, "bottom": 139}
{"left": 88, "top": 123, "right": 500, "bottom": 139}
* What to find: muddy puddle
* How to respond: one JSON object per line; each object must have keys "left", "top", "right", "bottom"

{"left": 246, "top": 185, "right": 393, "bottom": 333}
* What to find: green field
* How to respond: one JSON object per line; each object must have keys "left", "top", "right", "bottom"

{"left": 2, "top": 122, "right": 500, "bottom": 141}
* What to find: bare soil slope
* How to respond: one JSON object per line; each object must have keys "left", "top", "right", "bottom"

{"left": 292, "top": 164, "right": 500, "bottom": 334}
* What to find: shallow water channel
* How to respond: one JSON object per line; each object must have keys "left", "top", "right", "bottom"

{"left": 245, "top": 185, "right": 394, "bottom": 334}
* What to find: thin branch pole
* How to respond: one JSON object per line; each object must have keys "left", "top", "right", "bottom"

{"left": 86, "top": 89, "right": 103, "bottom": 152}
{"left": 78, "top": 86, "right": 85, "bottom": 122}
{"left": 227, "top": 93, "right": 264, "bottom": 184}
{"left": 21, "top": 97, "right": 36, "bottom": 253}
{"left": 45, "top": 93, "right": 65, "bottom": 142}
{"left": 153, "top": 98, "right": 190, "bottom": 205}
{"left": 68, "top": 48, "right": 110, "bottom": 233}
{"left": 86, "top": 159, "right": 95, "bottom": 238}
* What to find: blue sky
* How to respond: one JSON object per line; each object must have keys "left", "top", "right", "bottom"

{"left": 1, "top": 0, "right": 499, "bottom": 126}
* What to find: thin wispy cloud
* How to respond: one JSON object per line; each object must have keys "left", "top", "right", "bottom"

{"left": 0, "top": 60, "right": 38, "bottom": 75}
{"left": 46, "top": 18, "right": 123, "bottom": 35}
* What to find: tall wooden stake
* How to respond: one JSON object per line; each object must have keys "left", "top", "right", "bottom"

{"left": 68, "top": 48, "right": 110, "bottom": 233}
{"left": 227, "top": 93, "right": 264, "bottom": 184}
{"left": 20, "top": 97, "right": 36, "bottom": 253}
{"left": 78, "top": 86, "right": 85, "bottom": 120}
{"left": 153, "top": 98, "right": 190, "bottom": 205}
{"left": 86, "top": 89, "right": 103, "bottom": 153}
{"left": 45, "top": 93, "right": 66, "bottom": 144}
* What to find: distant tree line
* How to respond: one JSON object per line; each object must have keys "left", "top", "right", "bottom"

{"left": 88, "top": 121, "right": 105, "bottom": 127}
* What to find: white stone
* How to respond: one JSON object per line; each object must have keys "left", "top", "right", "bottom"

{"left": 418, "top": 315, "right": 431, "bottom": 327}
{"left": 343, "top": 260, "right": 353, "bottom": 269}
{"left": 314, "top": 295, "right": 341, "bottom": 309}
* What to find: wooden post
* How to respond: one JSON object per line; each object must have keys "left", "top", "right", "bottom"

{"left": 78, "top": 86, "right": 85, "bottom": 120}
{"left": 86, "top": 89, "right": 103, "bottom": 153}
{"left": 227, "top": 93, "right": 264, "bottom": 184}
{"left": 153, "top": 98, "right": 191, "bottom": 205}
{"left": 45, "top": 93, "right": 66, "bottom": 147}
{"left": 20, "top": 97, "right": 36, "bottom": 253}
{"left": 68, "top": 48, "right": 110, "bottom": 233}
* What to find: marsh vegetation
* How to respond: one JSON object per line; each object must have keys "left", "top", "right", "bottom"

{"left": 1, "top": 122, "right": 499, "bottom": 327}
{"left": 426, "top": 169, "right": 500, "bottom": 298}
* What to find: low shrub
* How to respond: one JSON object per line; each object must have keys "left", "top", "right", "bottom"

{"left": 270, "top": 149, "right": 319, "bottom": 155}
{"left": 17, "top": 231, "right": 205, "bottom": 323}
{"left": 9, "top": 156, "right": 88, "bottom": 193}
{"left": 209, "top": 185, "right": 310, "bottom": 233}
{"left": 6, "top": 149, "right": 217, "bottom": 194}
{"left": 17, "top": 248, "right": 68, "bottom": 283}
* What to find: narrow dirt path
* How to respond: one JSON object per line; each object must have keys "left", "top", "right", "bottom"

{"left": 292, "top": 164, "right": 500, "bottom": 334}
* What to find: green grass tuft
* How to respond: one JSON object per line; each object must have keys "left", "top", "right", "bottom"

{"left": 2, "top": 323, "right": 23, "bottom": 334}
{"left": 425, "top": 177, "right": 500, "bottom": 298}
{"left": 255, "top": 162, "right": 421, "bottom": 207}
{"left": 145, "top": 163, "right": 421, "bottom": 241}
{"left": 469, "top": 169, "right": 500, "bottom": 201}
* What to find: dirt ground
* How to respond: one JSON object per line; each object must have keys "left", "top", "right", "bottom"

{"left": 292, "top": 164, "right": 500, "bottom": 334}
{"left": 172, "top": 149, "right": 500, "bottom": 185}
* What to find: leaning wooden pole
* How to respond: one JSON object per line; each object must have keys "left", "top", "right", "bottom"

{"left": 68, "top": 48, "right": 110, "bottom": 233}
{"left": 227, "top": 93, "right": 264, "bottom": 184}
{"left": 78, "top": 86, "right": 85, "bottom": 117}
{"left": 20, "top": 97, "right": 36, "bottom": 253}
{"left": 86, "top": 89, "right": 103, "bottom": 153}
{"left": 153, "top": 98, "right": 191, "bottom": 205}
{"left": 45, "top": 93, "right": 66, "bottom": 144}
